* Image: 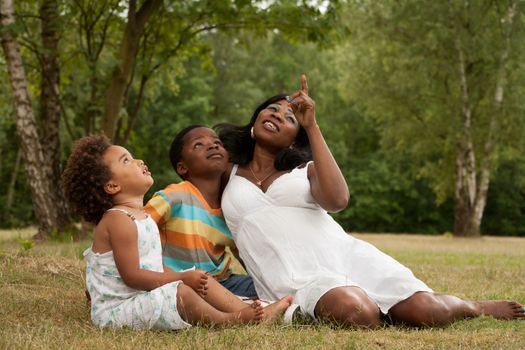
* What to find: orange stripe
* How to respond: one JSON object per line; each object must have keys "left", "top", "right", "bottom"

{"left": 164, "top": 182, "right": 201, "bottom": 198}
{"left": 165, "top": 182, "right": 222, "bottom": 215}
{"left": 162, "top": 230, "right": 225, "bottom": 256}
{"left": 144, "top": 204, "right": 164, "bottom": 225}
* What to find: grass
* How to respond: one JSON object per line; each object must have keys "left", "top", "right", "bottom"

{"left": 0, "top": 227, "right": 35, "bottom": 243}
{"left": 1, "top": 229, "right": 524, "bottom": 349}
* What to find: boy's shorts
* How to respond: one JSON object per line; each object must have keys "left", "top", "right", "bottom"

{"left": 219, "top": 274, "right": 257, "bottom": 298}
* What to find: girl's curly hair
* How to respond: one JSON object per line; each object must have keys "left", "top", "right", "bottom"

{"left": 61, "top": 135, "right": 113, "bottom": 224}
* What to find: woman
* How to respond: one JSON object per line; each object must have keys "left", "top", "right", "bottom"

{"left": 215, "top": 75, "right": 524, "bottom": 328}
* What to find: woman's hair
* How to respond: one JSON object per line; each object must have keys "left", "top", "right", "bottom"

{"left": 61, "top": 135, "right": 113, "bottom": 224}
{"left": 215, "top": 94, "right": 311, "bottom": 170}
{"left": 169, "top": 124, "right": 206, "bottom": 179}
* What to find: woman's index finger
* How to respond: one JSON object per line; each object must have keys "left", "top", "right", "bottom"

{"left": 301, "top": 74, "right": 308, "bottom": 95}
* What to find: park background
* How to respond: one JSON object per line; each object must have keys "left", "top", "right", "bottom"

{"left": 1, "top": 0, "right": 525, "bottom": 239}
{"left": 1, "top": 1, "right": 525, "bottom": 349}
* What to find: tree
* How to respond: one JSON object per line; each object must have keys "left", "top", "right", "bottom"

{"left": 1, "top": 0, "right": 70, "bottom": 238}
{"left": 1, "top": 0, "right": 335, "bottom": 237}
{"left": 39, "top": 0, "right": 71, "bottom": 230}
{"left": 339, "top": 0, "right": 525, "bottom": 236}
{"left": 101, "top": 0, "right": 162, "bottom": 140}
{"left": 101, "top": 0, "right": 334, "bottom": 142}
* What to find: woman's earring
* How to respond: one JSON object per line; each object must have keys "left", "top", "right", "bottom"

{"left": 250, "top": 126, "right": 255, "bottom": 139}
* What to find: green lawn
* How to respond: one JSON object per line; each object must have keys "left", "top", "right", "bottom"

{"left": 1, "top": 230, "right": 524, "bottom": 349}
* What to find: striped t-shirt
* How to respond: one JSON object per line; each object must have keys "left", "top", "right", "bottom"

{"left": 144, "top": 181, "right": 234, "bottom": 281}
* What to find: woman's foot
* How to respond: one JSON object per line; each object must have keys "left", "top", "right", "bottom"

{"left": 262, "top": 295, "right": 294, "bottom": 322}
{"left": 477, "top": 300, "right": 525, "bottom": 320}
{"left": 227, "top": 299, "right": 264, "bottom": 324}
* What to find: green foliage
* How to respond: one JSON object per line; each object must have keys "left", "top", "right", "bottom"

{"left": 0, "top": 106, "right": 35, "bottom": 228}
{"left": 338, "top": 0, "right": 525, "bottom": 201}
{"left": 334, "top": 0, "right": 525, "bottom": 233}
{"left": 482, "top": 157, "right": 525, "bottom": 236}
{"left": 130, "top": 59, "right": 216, "bottom": 196}
{"left": 334, "top": 152, "right": 453, "bottom": 234}
{"left": 2, "top": 0, "right": 525, "bottom": 235}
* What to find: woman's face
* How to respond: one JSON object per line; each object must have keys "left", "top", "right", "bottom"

{"left": 252, "top": 99, "right": 300, "bottom": 150}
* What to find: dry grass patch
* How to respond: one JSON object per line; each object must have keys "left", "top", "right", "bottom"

{"left": 1, "top": 232, "right": 524, "bottom": 349}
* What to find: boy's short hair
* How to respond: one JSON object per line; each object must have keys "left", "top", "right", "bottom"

{"left": 169, "top": 124, "right": 206, "bottom": 179}
{"left": 61, "top": 135, "right": 113, "bottom": 224}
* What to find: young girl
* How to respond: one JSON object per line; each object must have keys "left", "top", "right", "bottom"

{"left": 61, "top": 135, "right": 291, "bottom": 330}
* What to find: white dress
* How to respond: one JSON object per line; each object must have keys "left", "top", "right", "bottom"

{"left": 83, "top": 209, "right": 190, "bottom": 330}
{"left": 222, "top": 164, "right": 432, "bottom": 318}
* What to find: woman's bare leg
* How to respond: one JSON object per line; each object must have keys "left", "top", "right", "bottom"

{"left": 388, "top": 291, "right": 525, "bottom": 327}
{"left": 176, "top": 284, "right": 263, "bottom": 325}
{"left": 202, "top": 277, "right": 293, "bottom": 321}
{"left": 314, "top": 286, "right": 382, "bottom": 329}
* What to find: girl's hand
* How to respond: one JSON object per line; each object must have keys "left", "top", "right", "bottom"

{"left": 288, "top": 74, "right": 316, "bottom": 130}
{"left": 181, "top": 269, "right": 209, "bottom": 297}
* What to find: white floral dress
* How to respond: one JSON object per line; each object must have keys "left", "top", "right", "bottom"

{"left": 83, "top": 209, "right": 190, "bottom": 330}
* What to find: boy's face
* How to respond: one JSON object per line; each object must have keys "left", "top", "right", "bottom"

{"left": 177, "top": 127, "right": 229, "bottom": 180}
{"left": 102, "top": 145, "right": 153, "bottom": 196}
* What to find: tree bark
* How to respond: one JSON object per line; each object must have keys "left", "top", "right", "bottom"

{"left": 453, "top": 1, "right": 517, "bottom": 236}
{"left": 39, "top": 0, "right": 71, "bottom": 226}
{"left": 120, "top": 73, "right": 148, "bottom": 145}
{"left": 472, "top": 0, "right": 516, "bottom": 234}
{"left": 1, "top": 0, "right": 63, "bottom": 238}
{"left": 75, "top": 0, "right": 118, "bottom": 135}
{"left": 101, "top": 0, "right": 162, "bottom": 140}
{"left": 453, "top": 32, "right": 479, "bottom": 236}
{"left": 5, "top": 147, "right": 21, "bottom": 211}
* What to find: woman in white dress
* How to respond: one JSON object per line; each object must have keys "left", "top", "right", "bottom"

{"left": 216, "top": 75, "right": 525, "bottom": 328}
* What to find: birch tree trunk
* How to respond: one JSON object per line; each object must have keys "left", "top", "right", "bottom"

{"left": 471, "top": 0, "right": 517, "bottom": 234}
{"left": 101, "top": 0, "right": 162, "bottom": 140}
{"left": 453, "top": 32, "right": 479, "bottom": 236}
{"left": 1, "top": 0, "right": 63, "bottom": 238}
{"left": 453, "top": 0, "right": 517, "bottom": 236}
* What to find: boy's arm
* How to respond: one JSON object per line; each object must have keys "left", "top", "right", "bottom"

{"left": 144, "top": 191, "right": 171, "bottom": 226}
{"left": 230, "top": 246, "right": 241, "bottom": 262}
{"left": 229, "top": 246, "right": 248, "bottom": 272}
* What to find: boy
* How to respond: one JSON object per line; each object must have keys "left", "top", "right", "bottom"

{"left": 145, "top": 125, "right": 257, "bottom": 298}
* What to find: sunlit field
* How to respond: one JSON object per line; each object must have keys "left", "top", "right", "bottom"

{"left": 1, "top": 229, "right": 524, "bottom": 349}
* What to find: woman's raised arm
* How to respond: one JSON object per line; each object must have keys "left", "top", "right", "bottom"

{"left": 288, "top": 74, "right": 349, "bottom": 212}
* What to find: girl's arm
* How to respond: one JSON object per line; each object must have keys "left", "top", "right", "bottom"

{"left": 289, "top": 75, "right": 349, "bottom": 212}
{"left": 108, "top": 212, "right": 208, "bottom": 292}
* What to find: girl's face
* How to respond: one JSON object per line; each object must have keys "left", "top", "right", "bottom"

{"left": 102, "top": 145, "right": 153, "bottom": 196}
{"left": 253, "top": 99, "right": 300, "bottom": 150}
